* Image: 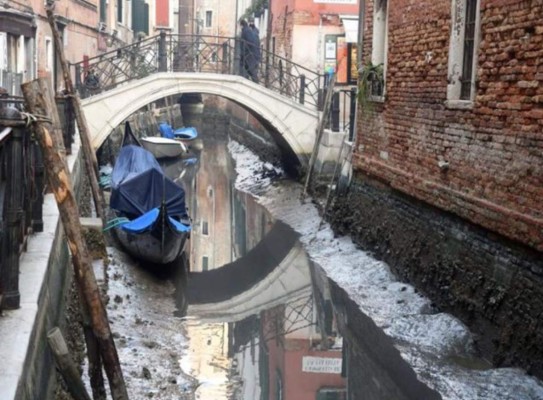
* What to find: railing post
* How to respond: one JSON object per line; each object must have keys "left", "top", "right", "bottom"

{"left": 1, "top": 125, "right": 24, "bottom": 309}
{"left": 74, "top": 64, "right": 83, "bottom": 96}
{"left": 31, "top": 140, "right": 44, "bottom": 232}
{"left": 158, "top": 31, "right": 167, "bottom": 72}
{"left": 331, "top": 91, "right": 340, "bottom": 132}
{"left": 299, "top": 74, "right": 306, "bottom": 105}
{"left": 264, "top": 51, "right": 270, "bottom": 88}
{"left": 349, "top": 87, "right": 357, "bottom": 141}
{"left": 234, "top": 38, "right": 241, "bottom": 76}
{"left": 221, "top": 41, "right": 229, "bottom": 74}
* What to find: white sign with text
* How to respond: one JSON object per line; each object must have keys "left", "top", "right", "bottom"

{"left": 302, "top": 357, "right": 342, "bottom": 374}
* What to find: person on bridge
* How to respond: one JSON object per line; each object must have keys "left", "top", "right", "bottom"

{"left": 249, "top": 17, "right": 260, "bottom": 37}
{"left": 239, "top": 19, "right": 260, "bottom": 83}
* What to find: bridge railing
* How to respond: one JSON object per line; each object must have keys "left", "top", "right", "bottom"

{"left": 72, "top": 33, "right": 325, "bottom": 109}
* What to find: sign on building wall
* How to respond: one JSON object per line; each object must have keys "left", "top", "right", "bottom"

{"left": 302, "top": 356, "right": 342, "bottom": 374}
{"left": 314, "top": 0, "right": 357, "bottom": 4}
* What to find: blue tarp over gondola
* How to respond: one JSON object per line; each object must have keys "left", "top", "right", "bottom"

{"left": 110, "top": 145, "right": 188, "bottom": 219}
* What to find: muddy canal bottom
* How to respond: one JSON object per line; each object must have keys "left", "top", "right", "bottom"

{"left": 105, "top": 134, "right": 348, "bottom": 399}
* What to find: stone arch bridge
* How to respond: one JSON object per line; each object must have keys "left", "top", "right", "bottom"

{"left": 82, "top": 72, "right": 319, "bottom": 164}
{"left": 75, "top": 33, "right": 333, "bottom": 166}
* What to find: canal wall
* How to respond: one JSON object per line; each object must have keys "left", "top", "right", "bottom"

{"left": 0, "top": 141, "right": 83, "bottom": 399}
{"left": 329, "top": 279, "right": 442, "bottom": 400}
{"left": 202, "top": 95, "right": 346, "bottom": 179}
{"left": 328, "top": 174, "right": 543, "bottom": 379}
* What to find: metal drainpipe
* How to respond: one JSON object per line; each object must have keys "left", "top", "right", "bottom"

{"left": 351, "top": 0, "right": 366, "bottom": 147}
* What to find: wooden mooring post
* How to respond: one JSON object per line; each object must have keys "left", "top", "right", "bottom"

{"left": 21, "top": 78, "right": 129, "bottom": 400}
{"left": 47, "top": 328, "right": 92, "bottom": 400}
{"left": 46, "top": 6, "right": 105, "bottom": 222}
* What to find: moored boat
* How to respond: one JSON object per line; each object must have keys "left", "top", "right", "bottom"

{"left": 141, "top": 136, "right": 187, "bottom": 159}
{"left": 159, "top": 122, "right": 199, "bottom": 142}
{"left": 173, "top": 126, "right": 198, "bottom": 141}
{"left": 110, "top": 123, "right": 191, "bottom": 264}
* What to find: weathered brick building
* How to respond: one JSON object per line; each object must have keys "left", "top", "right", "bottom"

{"left": 331, "top": 0, "right": 543, "bottom": 378}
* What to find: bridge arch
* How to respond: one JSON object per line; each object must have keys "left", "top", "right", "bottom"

{"left": 81, "top": 72, "right": 320, "bottom": 166}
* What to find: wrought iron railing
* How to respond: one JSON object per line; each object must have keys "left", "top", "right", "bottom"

{"left": 71, "top": 32, "right": 325, "bottom": 108}
{"left": 0, "top": 98, "right": 45, "bottom": 310}
{"left": 327, "top": 87, "right": 357, "bottom": 141}
{"left": 0, "top": 95, "right": 74, "bottom": 310}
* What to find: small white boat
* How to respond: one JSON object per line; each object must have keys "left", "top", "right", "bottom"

{"left": 141, "top": 136, "right": 187, "bottom": 159}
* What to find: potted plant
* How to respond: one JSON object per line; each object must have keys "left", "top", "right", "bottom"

{"left": 357, "top": 61, "right": 384, "bottom": 107}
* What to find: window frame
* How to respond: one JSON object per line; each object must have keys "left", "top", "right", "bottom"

{"left": 446, "top": 0, "right": 481, "bottom": 109}
{"left": 117, "top": 0, "right": 124, "bottom": 25}
{"left": 370, "top": 0, "right": 388, "bottom": 100}
{"left": 205, "top": 10, "right": 213, "bottom": 28}
{"left": 45, "top": 36, "right": 53, "bottom": 72}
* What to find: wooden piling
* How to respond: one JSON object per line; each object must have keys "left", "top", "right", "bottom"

{"left": 47, "top": 328, "right": 92, "bottom": 400}
{"left": 22, "top": 78, "right": 128, "bottom": 400}
{"left": 302, "top": 74, "right": 336, "bottom": 198}
{"left": 46, "top": 6, "right": 105, "bottom": 221}
{"left": 36, "top": 77, "right": 107, "bottom": 399}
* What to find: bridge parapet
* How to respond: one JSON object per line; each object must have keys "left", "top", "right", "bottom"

{"left": 81, "top": 72, "right": 320, "bottom": 166}
{"left": 72, "top": 32, "right": 326, "bottom": 110}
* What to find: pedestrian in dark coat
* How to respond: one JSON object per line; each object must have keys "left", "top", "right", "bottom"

{"left": 240, "top": 19, "right": 260, "bottom": 83}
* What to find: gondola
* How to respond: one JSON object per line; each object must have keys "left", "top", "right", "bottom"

{"left": 109, "top": 122, "right": 191, "bottom": 264}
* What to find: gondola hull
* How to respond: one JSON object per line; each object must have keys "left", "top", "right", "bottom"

{"left": 114, "top": 216, "right": 189, "bottom": 264}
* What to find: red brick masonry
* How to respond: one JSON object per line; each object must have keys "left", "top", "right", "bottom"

{"left": 355, "top": 0, "right": 543, "bottom": 250}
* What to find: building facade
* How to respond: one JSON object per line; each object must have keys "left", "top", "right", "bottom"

{"left": 270, "top": 0, "right": 359, "bottom": 85}
{"left": 0, "top": 0, "right": 142, "bottom": 95}
{"left": 335, "top": 0, "right": 543, "bottom": 378}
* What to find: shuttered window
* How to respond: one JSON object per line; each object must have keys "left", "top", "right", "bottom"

{"left": 460, "top": 0, "right": 477, "bottom": 100}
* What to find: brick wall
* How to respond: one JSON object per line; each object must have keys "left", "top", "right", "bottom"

{"left": 271, "top": 4, "right": 295, "bottom": 59}
{"left": 354, "top": 0, "right": 543, "bottom": 251}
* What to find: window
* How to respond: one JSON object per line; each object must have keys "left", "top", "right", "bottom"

{"left": 205, "top": 11, "right": 212, "bottom": 28}
{"left": 132, "top": 0, "right": 149, "bottom": 35}
{"left": 100, "top": 0, "right": 107, "bottom": 23}
{"left": 45, "top": 37, "right": 53, "bottom": 71}
{"left": 62, "top": 29, "right": 68, "bottom": 47}
{"left": 117, "top": 0, "right": 123, "bottom": 24}
{"left": 370, "top": 0, "right": 388, "bottom": 97}
{"left": 447, "top": 0, "right": 481, "bottom": 106}
{"left": 202, "top": 256, "right": 209, "bottom": 271}
{"left": 202, "top": 221, "right": 209, "bottom": 235}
